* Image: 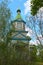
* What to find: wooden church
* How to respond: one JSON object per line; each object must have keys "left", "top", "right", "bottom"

{"left": 9, "top": 9, "right": 31, "bottom": 46}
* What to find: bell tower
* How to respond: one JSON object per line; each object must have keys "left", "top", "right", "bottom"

{"left": 10, "top": 9, "right": 31, "bottom": 44}
{"left": 12, "top": 9, "right": 25, "bottom": 31}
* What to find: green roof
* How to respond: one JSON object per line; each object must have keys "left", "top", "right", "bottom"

{"left": 16, "top": 13, "right": 22, "bottom": 19}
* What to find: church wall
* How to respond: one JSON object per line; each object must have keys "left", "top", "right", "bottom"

{"left": 12, "top": 22, "right": 25, "bottom": 31}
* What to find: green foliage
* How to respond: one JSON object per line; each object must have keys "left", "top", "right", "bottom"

{"left": 31, "top": 0, "right": 43, "bottom": 15}
{"left": 0, "top": 0, "right": 11, "bottom": 39}
{"left": 0, "top": 42, "right": 29, "bottom": 65}
{"left": 14, "top": 42, "right": 29, "bottom": 65}
{"left": 39, "top": 50, "right": 43, "bottom": 62}
{"left": 29, "top": 45, "right": 37, "bottom": 65}
{"left": 0, "top": 42, "right": 15, "bottom": 65}
{"left": 26, "top": 36, "right": 31, "bottom": 41}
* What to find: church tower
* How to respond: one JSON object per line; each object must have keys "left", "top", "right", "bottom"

{"left": 13, "top": 9, "right": 25, "bottom": 31}
{"left": 10, "top": 9, "right": 31, "bottom": 45}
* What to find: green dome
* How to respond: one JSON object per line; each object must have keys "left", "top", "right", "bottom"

{"left": 15, "top": 9, "right": 22, "bottom": 19}
{"left": 16, "top": 13, "right": 22, "bottom": 19}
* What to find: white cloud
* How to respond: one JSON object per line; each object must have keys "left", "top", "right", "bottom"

{"left": 29, "top": 40, "right": 37, "bottom": 45}
{"left": 25, "top": 26, "right": 41, "bottom": 45}
{"left": 39, "top": 7, "right": 43, "bottom": 12}
{"left": 37, "top": 7, "right": 43, "bottom": 21}
{"left": 25, "top": 26, "right": 33, "bottom": 36}
{"left": 24, "top": 0, "right": 31, "bottom": 15}
{"left": 37, "top": 35, "right": 43, "bottom": 44}
{"left": 29, "top": 40, "right": 40, "bottom": 45}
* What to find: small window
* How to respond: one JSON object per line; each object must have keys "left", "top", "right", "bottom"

{"left": 17, "top": 22, "right": 22, "bottom": 30}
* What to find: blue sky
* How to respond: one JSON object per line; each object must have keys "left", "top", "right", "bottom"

{"left": 0, "top": 0, "right": 43, "bottom": 45}
{"left": 9, "top": 0, "right": 31, "bottom": 20}
{"left": 0, "top": 0, "right": 31, "bottom": 23}
{"left": 0, "top": 0, "right": 39, "bottom": 45}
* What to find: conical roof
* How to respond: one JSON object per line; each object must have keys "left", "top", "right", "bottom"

{"left": 14, "top": 9, "right": 26, "bottom": 24}
{"left": 16, "top": 9, "right": 22, "bottom": 19}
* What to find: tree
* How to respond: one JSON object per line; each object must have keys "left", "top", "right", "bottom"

{"left": 0, "top": 41, "right": 16, "bottom": 65}
{"left": 0, "top": 40, "right": 30, "bottom": 65}
{"left": 29, "top": 45, "right": 37, "bottom": 65}
{"left": 26, "top": 7, "right": 43, "bottom": 63}
{"left": 0, "top": 0, "right": 11, "bottom": 43}
{"left": 39, "top": 49, "right": 43, "bottom": 62}
{"left": 31, "top": 0, "right": 43, "bottom": 15}
{"left": 26, "top": 7, "right": 43, "bottom": 49}
{"left": 0, "top": 1, "right": 13, "bottom": 65}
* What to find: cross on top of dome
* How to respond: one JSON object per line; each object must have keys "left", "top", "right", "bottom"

{"left": 17, "top": 9, "right": 21, "bottom": 13}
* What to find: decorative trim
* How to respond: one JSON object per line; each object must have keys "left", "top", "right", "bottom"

{"left": 12, "top": 19, "right": 26, "bottom": 24}
{"left": 11, "top": 32, "right": 30, "bottom": 41}
{"left": 10, "top": 38, "right": 29, "bottom": 41}
{"left": 12, "top": 31, "right": 28, "bottom": 33}
{"left": 11, "top": 32, "right": 27, "bottom": 38}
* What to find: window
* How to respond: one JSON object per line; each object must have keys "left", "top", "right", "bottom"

{"left": 17, "top": 22, "right": 22, "bottom": 30}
